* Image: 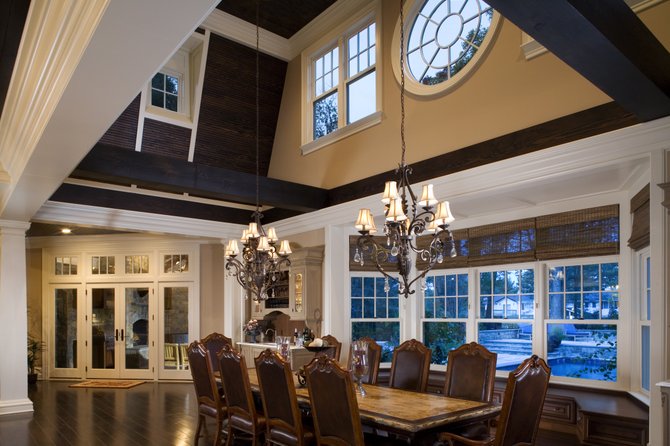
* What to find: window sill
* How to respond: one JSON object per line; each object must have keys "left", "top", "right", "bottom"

{"left": 145, "top": 106, "right": 193, "bottom": 129}
{"left": 301, "top": 110, "right": 382, "bottom": 156}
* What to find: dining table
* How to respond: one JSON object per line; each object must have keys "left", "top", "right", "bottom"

{"left": 246, "top": 368, "right": 501, "bottom": 445}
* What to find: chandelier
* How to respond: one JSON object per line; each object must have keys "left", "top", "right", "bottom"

{"left": 353, "top": 0, "right": 457, "bottom": 298}
{"left": 224, "top": 5, "right": 292, "bottom": 302}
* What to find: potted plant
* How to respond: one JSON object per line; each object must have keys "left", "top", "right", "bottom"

{"left": 27, "top": 336, "right": 44, "bottom": 385}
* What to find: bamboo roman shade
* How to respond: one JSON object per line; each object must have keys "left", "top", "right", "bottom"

{"left": 415, "top": 229, "right": 469, "bottom": 270}
{"left": 627, "top": 184, "right": 650, "bottom": 250}
{"left": 468, "top": 218, "right": 536, "bottom": 266}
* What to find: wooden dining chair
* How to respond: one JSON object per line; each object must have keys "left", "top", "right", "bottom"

{"left": 438, "top": 355, "right": 551, "bottom": 446}
{"left": 186, "top": 340, "right": 227, "bottom": 446}
{"left": 444, "top": 342, "right": 497, "bottom": 402}
{"left": 217, "top": 344, "right": 266, "bottom": 445}
{"left": 255, "top": 349, "right": 314, "bottom": 446}
{"left": 202, "top": 332, "right": 233, "bottom": 371}
{"left": 389, "top": 339, "right": 431, "bottom": 392}
{"left": 321, "top": 334, "right": 342, "bottom": 362}
{"left": 304, "top": 355, "right": 365, "bottom": 445}
{"left": 346, "top": 337, "right": 382, "bottom": 385}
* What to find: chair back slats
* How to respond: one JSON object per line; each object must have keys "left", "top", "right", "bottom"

{"left": 305, "top": 355, "right": 365, "bottom": 445}
{"left": 444, "top": 342, "right": 497, "bottom": 403}
{"left": 201, "top": 332, "right": 232, "bottom": 372}
{"left": 389, "top": 339, "right": 431, "bottom": 392}
{"left": 218, "top": 344, "right": 254, "bottom": 414}
{"left": 495, "top": 355, "right": 551, "bottom": 446}
{"left": 347, "top": 337, "right": 382, "bottom": 385}
{"left": 256, "top": 349, "right": 312, "bottom": 445}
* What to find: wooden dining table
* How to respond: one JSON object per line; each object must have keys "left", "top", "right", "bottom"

{"left": 246, "top": 368, "right": 500, "bottom": 445}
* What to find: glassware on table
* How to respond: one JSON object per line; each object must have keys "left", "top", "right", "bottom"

{"left": 351, "top": 340, "right": 369, "bottom": 396}
{"left": 276, "top": 336, "right": 291, "bottom": 363}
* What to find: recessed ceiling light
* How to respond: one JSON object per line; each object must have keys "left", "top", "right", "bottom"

{"left": 61, "top": 228, "right": 72, "bottom": 234}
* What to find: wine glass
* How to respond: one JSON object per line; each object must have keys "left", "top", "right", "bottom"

{"left": 351, "top": 340, "right": 369, "bottom": 396}
{"left": 276, "top": 336, "right": 291, "bottom": 363}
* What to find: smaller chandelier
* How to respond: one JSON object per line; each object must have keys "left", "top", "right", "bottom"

{"left": 224, "top": 5, "right": 292, "bottom": 303}
{"left": 353, "top": 0, "right": 456, "bottom": 298}
{"left": 225, "top": 211, "right": 292, "bottom": 302}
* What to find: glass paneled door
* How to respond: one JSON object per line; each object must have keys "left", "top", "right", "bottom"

{"left": 49, "top": 286, "right": 83, "bottom": 378}
{"left": 158, "top": 282, "right": 194, "bottom": 379}
{"left": 86, "top": 284, "right": 155, "bottom": 379}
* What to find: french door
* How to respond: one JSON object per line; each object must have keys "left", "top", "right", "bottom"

{"left": 49, "top": 285, "right": 84, "bottom": 379}
{"left": 86, "top": 284, "right": 155, "bottom": 379}
{"left": 158, "top": 282, "right": 194, "bottom": 380}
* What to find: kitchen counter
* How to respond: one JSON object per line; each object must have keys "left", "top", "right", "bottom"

{"left": 237, "top": 342, "right": 316, "bottom": 371}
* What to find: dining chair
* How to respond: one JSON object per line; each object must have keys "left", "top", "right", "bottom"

{"left": 346, "top": 337, "right": 382, "bottom": 385}
{"left": 186, "top": 340, "right": 227, "bottom": 446}
{"left": 388, "top": 339, "right": 431, "bottom": 392}
{"left": 444, "top": 342, "right": 497, "bottom": 402}
{"left": 321, "top": 334, "right": 342, "bottom": 362}
{"left": 217, "top": 344, "right": 266, "bottom": 445}
{"left": 202, "top": 332, "right": 233, "bottom": 371}
{"left": 304, "top": 355, "right": 365, "bottom": 445}
{"left": 438, "top": 355, "right": 551, "bottom": 446}
{"left": 255, "top": 348, "right": 314, "bottom": 445}
{"left": 164, "top": 342, "right": 179, "bottom": 368}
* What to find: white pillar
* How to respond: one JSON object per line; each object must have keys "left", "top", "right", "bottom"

{"left": 0, "top": 220, "right": 32, "bottom": 416}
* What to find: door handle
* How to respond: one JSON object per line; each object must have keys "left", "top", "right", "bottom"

{"left": 115, "top": 329, "right": 119, "bottom": 341}
{"left": 121, "top": 329, "right": 124, "bottom": 341}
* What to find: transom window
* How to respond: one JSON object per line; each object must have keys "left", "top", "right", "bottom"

{"left": 125, "top": 255, "right": 149, "bottom": 274}
{"left": 55, "top": 256, "right": 78, "bottom": 275}
{"left": 164, "top": 254, "right": 189, "bottom": 273}
{"left": 91, "top": 256, "right": 115, "bottom": 275}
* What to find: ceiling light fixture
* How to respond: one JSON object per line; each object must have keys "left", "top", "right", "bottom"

{"left": 224, "top": 2, "right": 291, "bottom": 302}
{"left": 353, "top": 0, "right": 456, "bottom": 298}
{"left": 61, "top": 228, "right": 72, "bottom": 234}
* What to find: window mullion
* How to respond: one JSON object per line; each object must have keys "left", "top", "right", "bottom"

{"left": 337, "top": 37, "right": 346, "bottom": 130}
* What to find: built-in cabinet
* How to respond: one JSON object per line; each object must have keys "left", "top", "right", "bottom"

{"left": 251, "top": 247, "right": 323, "bottom": 321}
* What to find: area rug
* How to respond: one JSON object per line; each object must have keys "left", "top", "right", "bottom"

{"left": 69, "top": 380, "right": 144, "bottom": 389}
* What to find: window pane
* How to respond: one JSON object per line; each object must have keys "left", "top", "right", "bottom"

{"left": 478, "top": 322, "right": 532, "bottom": 371}
{"left": 351, "top": 298, "right": 362, "bottom": 318}
{"left": 54, "top": 288, "right": 77, "bottom": 369}
{"left": 165, "top": 94, "right": 178, "bottom": 112}
{"left": 152, "top": 73, "right": 164, "bottom": 90}
{"left": 165, "top": 75, "right": 179, "bottom": 94}
{"left": 423, "top": 321, "right": 466, "bottom": 365}
{"left": 347, "top": 70, "right": 375, "bottom": 124}
{"left": 641, "top": 325, "right": 650, "bottom": 391}
{"left": 363, "top": 298, "right": 374, "bottom": 318}
{"left": 151, "top": 89, "right": 164, "bottom": 108}
{"left": 313, "top": 92, "right": 338, "bottom": 139}
{"left": 351, "top": 277, "right": 362, "bottom": 297}
{"left": 548, "top": 267, "right": 564, "bottom": 292}
{"left": 546, "top": 323, "right": 617, "bottom": 381}
{"left": 352, "top": 322, "right": 399, "bottom": 362}
{"left": 549, "top": 293, "right": 564, "bottom": 319}
{"left": 583, "top": 264, "right": 599, "bottom": 291}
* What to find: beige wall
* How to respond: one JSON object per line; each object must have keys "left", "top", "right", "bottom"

{"left": 269, "top": 1, "right": 670, "bottom": 189}
{"left": 199, "top": 242, "right": 226, "bottom": 337}
{"left": 26, "top": 248, "right": 42, "bottom": 371}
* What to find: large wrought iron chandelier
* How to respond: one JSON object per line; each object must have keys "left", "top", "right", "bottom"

{"left": 353, "top": 0, "right": 457, "bottom": 298}
{"left": 224, "top": 5, "right": 291, "bottom": 302}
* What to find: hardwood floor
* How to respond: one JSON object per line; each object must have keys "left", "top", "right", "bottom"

{"left": 0, "top": 381, "right": 581, "bottom": 445}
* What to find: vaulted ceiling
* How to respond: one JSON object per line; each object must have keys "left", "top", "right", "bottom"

{"left": 1, "top": 0, "right": 669, "bottom": 237}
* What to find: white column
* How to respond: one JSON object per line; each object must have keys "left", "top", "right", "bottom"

{"left": 0, "top": 220, "right": 32, "bottom": 416}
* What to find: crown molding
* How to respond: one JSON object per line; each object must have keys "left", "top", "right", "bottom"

{"left": 200, "top": 9, "right": 292, "bottom": 61}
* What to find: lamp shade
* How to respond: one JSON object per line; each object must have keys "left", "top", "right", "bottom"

{"left": 434, "top": 201, "right": 455, "bottom": 225}
{"left": 382, "top": 181, "right": 399, "bottom": 204}
{"left": 266, "top": 227, "right": 278, "bottom": 242}
{"left": 355, "top": 209, "right": 377, "bottom": 233}
{"left": 278, "top": 240, "right": 292, "bottom": 256}
{"left": 247, "top": 222, "right": 260, "bottom": 238}
{"left": 257, "top": 236, "right": 271, "bottom": 251}
{"left": 418, "top": 184, "right": 438, "bottom": 207}
{"left": 240, "top": 229, "right": 249, "bottom": 242}
{"left": 386, "top": 198, "right": 407, "bottom": 222}
{"left": 225, "top": 239, "right": 240, "bottom": 256}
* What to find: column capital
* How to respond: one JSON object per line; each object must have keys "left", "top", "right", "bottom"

{"left": 0, "top": 220, "right": 30, "bottom": 235}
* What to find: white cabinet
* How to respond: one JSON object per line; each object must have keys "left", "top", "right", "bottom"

{"left": 251, "top": 247, "right": 323, "bottom": 321}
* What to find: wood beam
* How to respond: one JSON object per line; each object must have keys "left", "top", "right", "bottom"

{"left": 71, "top": 144, "right": 328, "bottom": 213}
{"left": 485, "top": 0, "right": 670, "bottom": 122}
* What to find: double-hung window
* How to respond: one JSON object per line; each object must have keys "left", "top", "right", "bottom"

{"left": 302, "top": 3, "right": 381, "bottom": 154}
{"left": 638, "top": 250, "right": 651, "bottom": 392}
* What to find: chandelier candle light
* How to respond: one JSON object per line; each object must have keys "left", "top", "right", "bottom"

{"left": 224, "top": 3, "right": 292, "bottom": 302}
{"left": 353, "top": 0, "right": 456, "bottom": 298}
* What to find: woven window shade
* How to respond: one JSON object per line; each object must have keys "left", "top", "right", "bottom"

{"left": 628, "top": 185, "right": 650, "bottom": 250}
{"left": 349, "top": 235, "right": 399, "bottom": 272}
{"left": 467, "top": 218, "right": 536, "bottom": 266}
{"left": 415, "top": 229, "right": 469, "bottom": 270}
{"left": 536, "top": 205, "right": 619, "bottom": 260}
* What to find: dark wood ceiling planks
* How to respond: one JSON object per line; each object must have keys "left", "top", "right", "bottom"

{"left": 216, "top": 0, "right": 336, "bottom": 38}
{"left": 0, "top": 0, "right": 30, "bottom": 115}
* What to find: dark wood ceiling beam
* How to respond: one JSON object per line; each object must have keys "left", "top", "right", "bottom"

{"left": 485, "top": 0, "right": 670, "bottom": 122}
{"left": 71, "top": 144, "right": 328, "bottom": 213}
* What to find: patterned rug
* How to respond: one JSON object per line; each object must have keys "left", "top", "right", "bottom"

{"left": 69, "top": 380, "right": 144, "bottom": 389}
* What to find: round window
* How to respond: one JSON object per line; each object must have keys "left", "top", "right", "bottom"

{"left": 393, "top": 0, "right": 499, "bottom": 96}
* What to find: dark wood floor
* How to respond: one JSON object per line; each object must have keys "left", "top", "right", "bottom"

{"left": 0, "top": 381, "right": 580, "bottom": 445}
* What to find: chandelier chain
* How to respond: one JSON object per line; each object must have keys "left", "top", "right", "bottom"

{"left": 255, "top": 0, "right": 260, "bottom": 212}
{"left": 399, "top": 0, "right": 406, "bottom": 167}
